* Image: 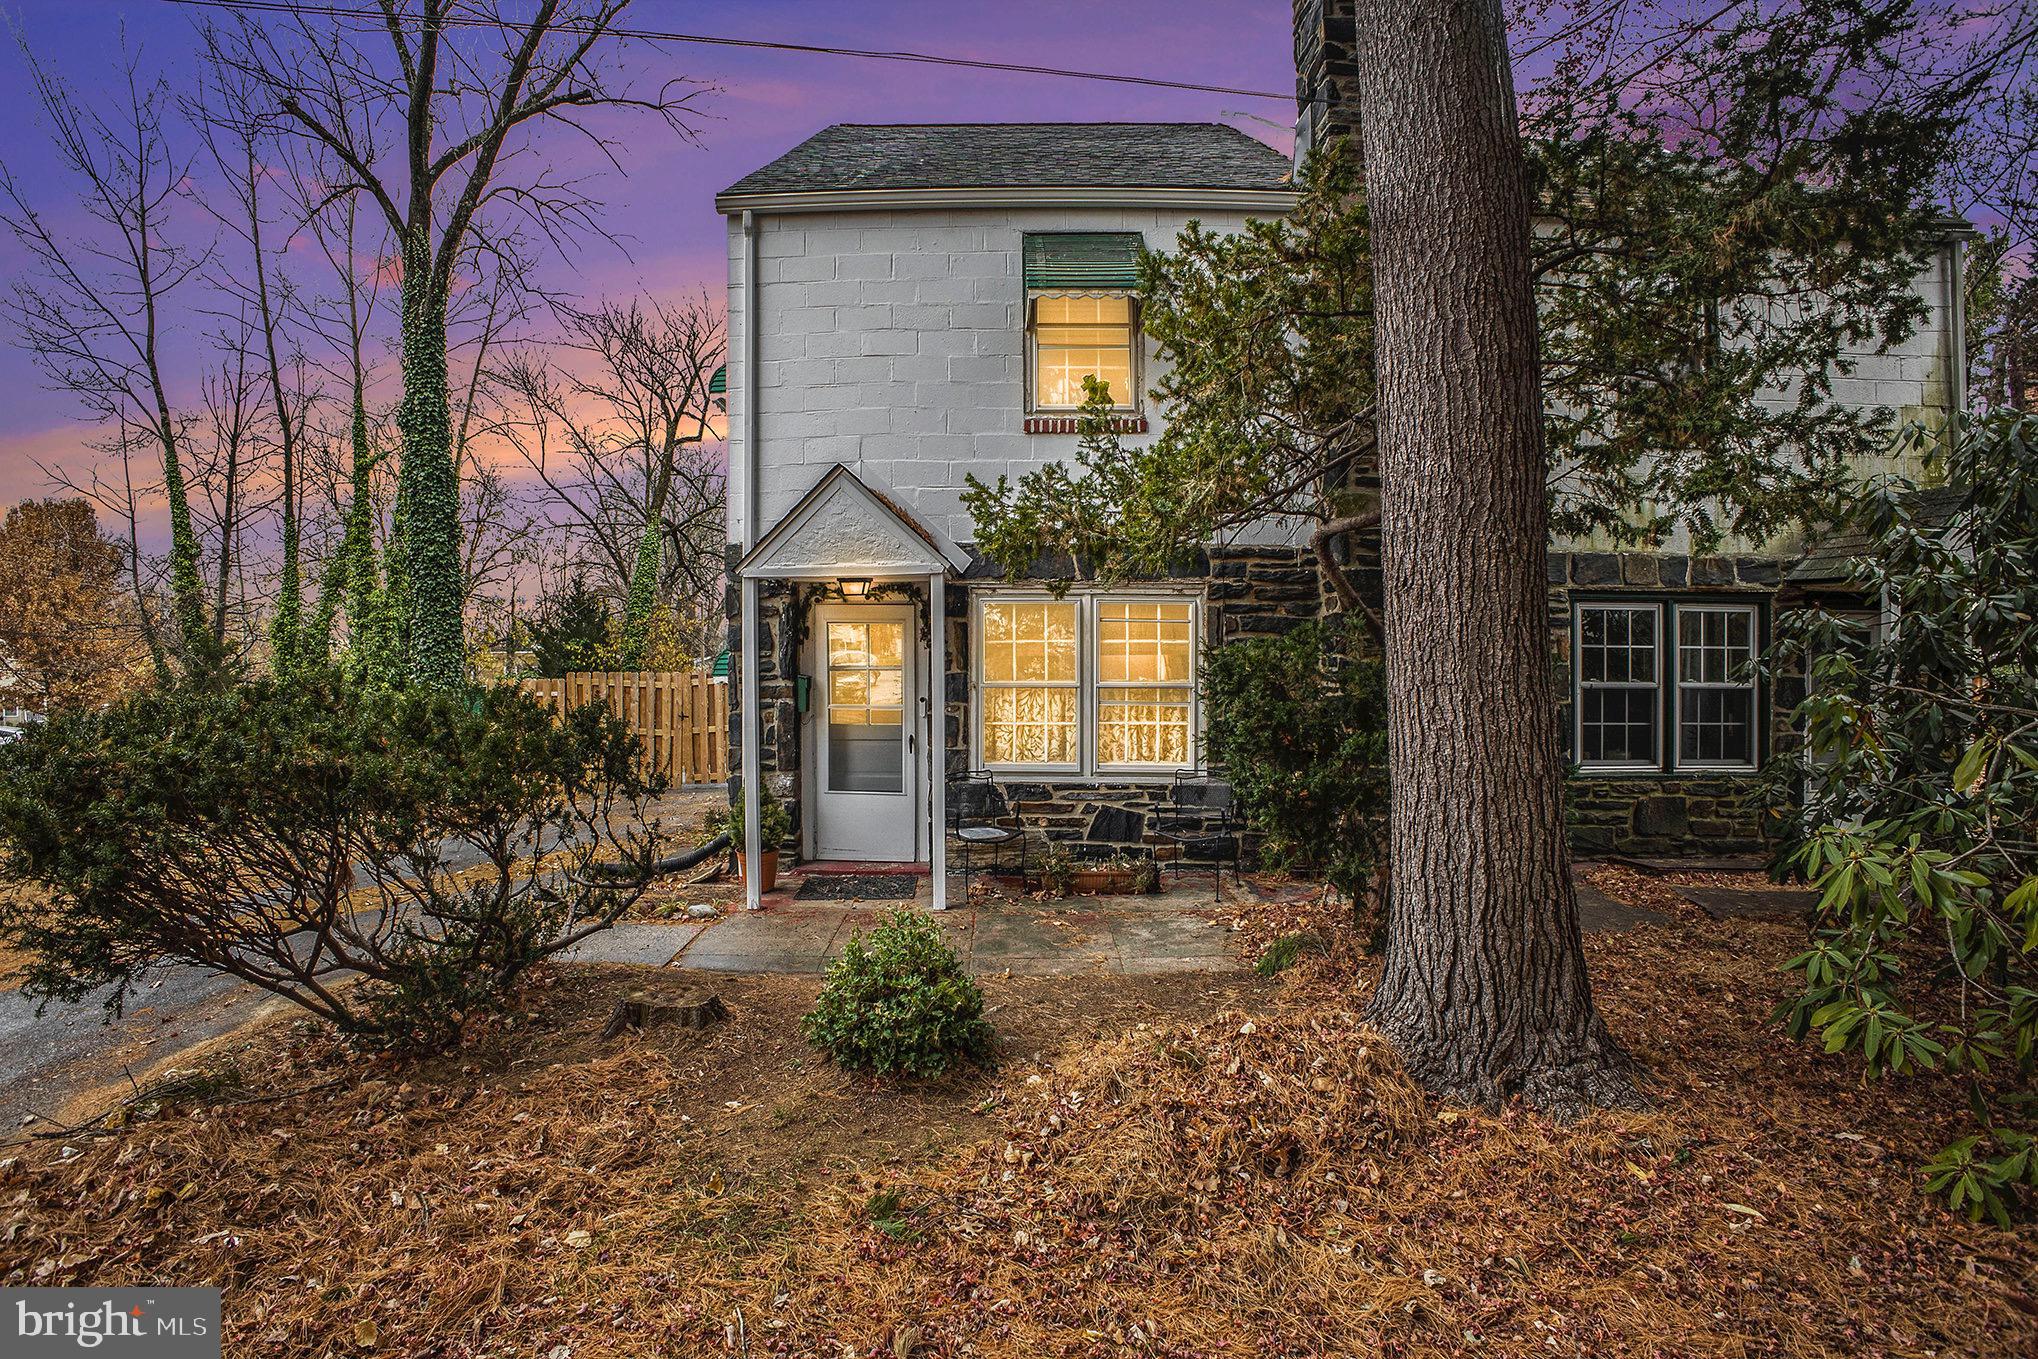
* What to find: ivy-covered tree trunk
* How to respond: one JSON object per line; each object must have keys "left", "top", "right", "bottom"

{"left": 340, "top": 363, "right": 392, "bottom": 685}
{"left": 395, "top": 239, "right": 462, "bottom": 689}
{"left": 1354, "top": 0, "right": 1637, "bottom": 1115}
{"left": 615, "top": 516, "right": 662, "bottom": 669}
{"left": 156, "top": 420, "right": 213, "bottom": 671}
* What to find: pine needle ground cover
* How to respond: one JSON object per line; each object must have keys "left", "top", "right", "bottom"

{"left": 4, "top": 895, "right": 2034, "bottom": 1358}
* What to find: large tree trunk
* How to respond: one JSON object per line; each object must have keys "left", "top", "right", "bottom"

{"left": 1353, "top": 0, "right": 1638, "bottom": 1115}
{"left": 396, "top": 241, "right": 463, "bottom": 689}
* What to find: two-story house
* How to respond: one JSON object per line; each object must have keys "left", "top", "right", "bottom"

{"left": 715, "top": 119, "right": 1966, "bottom": 909}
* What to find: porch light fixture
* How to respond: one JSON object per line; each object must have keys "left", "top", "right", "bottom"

{"left": 838, "top": 577, "right": 871, "bottom": 599}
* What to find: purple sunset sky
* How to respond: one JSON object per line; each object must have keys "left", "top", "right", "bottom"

{"left": 0, "top": 0, "right": 1300, "bottom": 515}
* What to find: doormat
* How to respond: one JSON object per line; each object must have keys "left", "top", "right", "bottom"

{"left": 795, "top": 873, "right": 921, "bottom": 901}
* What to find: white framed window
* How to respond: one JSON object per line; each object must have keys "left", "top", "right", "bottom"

{"left": 1674, "top": 605, "right": 1759, "bottom": 768}
{"left": 977, "top": 598, "right": 1080, "bottom": 768}
{"left": 1027, "top": 293, "right": 1137, "bottom": 411}
{"left": 1572, "top": 599, "right": 1764, "bottom": 773}
{"left": 1094, "top": 598, "right": 1195, "bottom": 770}
{"left": 1576, "top": 604, "right": 1662, "bottom": 769}
{"left": 973, "top": 591, "right": 1200, "bottom": 776}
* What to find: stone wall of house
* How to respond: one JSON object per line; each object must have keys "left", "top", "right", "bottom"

{"left": 1547, "top": 549, "right": 1813, "bottom": 858}
{"left": 726, "top": 541, "right": 1831, "bottom": 865}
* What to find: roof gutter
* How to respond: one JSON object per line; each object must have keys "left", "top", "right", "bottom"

{"left": 714, "top": 184, "right": 1298, "bottom": 216}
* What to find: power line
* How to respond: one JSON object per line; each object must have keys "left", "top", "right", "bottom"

{"left": 159, "top": 0, "right": 1294, "bottom": 103}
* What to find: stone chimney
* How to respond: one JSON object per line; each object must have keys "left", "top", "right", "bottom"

{"left": 1293, "top": 0, "right": 1360, "bottom": 167}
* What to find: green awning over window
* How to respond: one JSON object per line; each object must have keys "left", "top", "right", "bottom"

{"left": 711, "top": 649, "right": 730, "bottom": 679}
{"left": 708, "top": 364, "right": 726, "bottom": 395}
{"left": 1023, "top": 232, "right": 1143, "bottom": 291}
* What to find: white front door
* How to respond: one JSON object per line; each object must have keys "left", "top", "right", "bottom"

{"left": 812, "top": 604, "right": 920, "bottom": 861}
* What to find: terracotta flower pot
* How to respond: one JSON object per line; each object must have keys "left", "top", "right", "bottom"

{"left": 1070, "top": 867, "right": 1132, "bottom": 895}
{"left": 736, "top": 849, "right": 780, "bottom": 893}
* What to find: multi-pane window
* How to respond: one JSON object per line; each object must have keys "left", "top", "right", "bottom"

{"left": 1573, "top": 601, "right": 1762, "bottom": 772}
{"left": 1577, "top": 605, "right": 1661, "bottom": 767}
{"left": 1676, "top": 607, "right": 1758, "bottom": 767}
{"left": 1030, "top": 294, "right": 1135, "bottom": 409}
{"left": 1095, "top": 601, "right": 1194, "bottom": 766}
{"left": 825, "top": 620, "right": 906, "bottom": 793}
{"left": 975, "top": 593, "right": 1199, "bottom": 773}
{"left": 978, "top": 600, "right": 1079, "bottom": 766}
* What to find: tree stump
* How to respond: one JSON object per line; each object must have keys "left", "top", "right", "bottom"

{"left": 600, "top": 991, "right": 728, "bottom": 1040}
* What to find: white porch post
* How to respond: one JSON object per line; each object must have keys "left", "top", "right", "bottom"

{"left": 739, "top": 574, "right": 763, "bottom": 910}
{"left": 929, "top": 572, "right": 947, "bottom": 911}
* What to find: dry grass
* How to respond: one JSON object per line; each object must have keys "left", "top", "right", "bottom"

{"left": 3, "top": 886, "right": 2035, "bottom": 1358}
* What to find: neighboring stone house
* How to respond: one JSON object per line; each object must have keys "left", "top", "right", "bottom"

{"left": 716, "top": 115, "right": 1966, "bottom": 907}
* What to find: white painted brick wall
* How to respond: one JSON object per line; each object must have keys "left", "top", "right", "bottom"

{"left": 725, "top": 205, "right": 1263, "bottom": 549}
{"left": 729, "top": 206, "right": 1961, "bottom": 557}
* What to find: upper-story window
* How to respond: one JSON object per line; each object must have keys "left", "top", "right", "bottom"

{"left": 1023, "top": 233, "right": 1142, "bottom": 412}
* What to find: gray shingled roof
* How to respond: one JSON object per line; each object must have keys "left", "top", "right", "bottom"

{"left": 721, "top": 123, "right": 1292, "bottom": 197}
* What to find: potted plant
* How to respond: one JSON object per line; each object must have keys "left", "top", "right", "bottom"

{"left": 1070, "top": 851, "right": 1142, "bottom": 895}
{"left": 722, "top": 789, "right": 792, "bottom": 892}
{"left": 1037, "top": 841, "right": 1075, "bottom": 899}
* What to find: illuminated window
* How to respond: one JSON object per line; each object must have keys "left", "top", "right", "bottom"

{"left": 1095, "top": 600, "right": 1193, "bottom": 767}
{"left": 977, "top": 599, "right": 1079, "bottom": 766}
{"left": 1029, "top": 294, "right": 1136, "bottom": 410}
{"left": 975, "top": 593, "right": 1198, "bottom": 773}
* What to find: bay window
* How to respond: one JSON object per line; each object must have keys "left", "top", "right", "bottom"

{"left": 1573, "top": 599, "right": 1762, "bottom": 773}
{"left": 975, "top": 593, "right": 1199, "bottom": 774}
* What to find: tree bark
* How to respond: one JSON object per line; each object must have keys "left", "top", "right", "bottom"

{"left": 1353, "top": 0, "right": 1638, "bottom": 1114}
{"left": 396, "top": 243, "right": 462, "bottom": 689}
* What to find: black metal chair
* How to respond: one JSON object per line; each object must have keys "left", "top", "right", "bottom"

{"left": 1152, "top": 771, "right": 1238, "bottom": 901}
{"left": 948, "top": 772, "right": 1027, "bottom": 890}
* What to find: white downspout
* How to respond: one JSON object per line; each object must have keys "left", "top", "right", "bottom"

{"left": 1946, "top": 234, "right": 1968, "bottom": 420}
{"left": 929, "top": 571, "right": 947, "bottom": 911}
{"left": 739, "top": 209, "right": 763, "bottom": 909}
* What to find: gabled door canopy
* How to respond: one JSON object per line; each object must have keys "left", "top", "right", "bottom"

{"left": 738, "top": 464, "right": 967, "bottom": 581}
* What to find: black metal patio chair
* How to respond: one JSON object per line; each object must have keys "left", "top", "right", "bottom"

{"left": 1152, "top": 770, "right": 1238, "bottom": 901}
{"left": 948, "top": 772, "right": 1027, "bottom": 890}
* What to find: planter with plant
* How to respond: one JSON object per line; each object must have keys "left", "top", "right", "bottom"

{"left": 1037, "top": 840, "right": 1074, "bottom": 898}
{"left": 721, "top": 787, "right": 792, "bottom": 891}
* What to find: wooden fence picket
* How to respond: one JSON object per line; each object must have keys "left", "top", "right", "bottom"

{"left": 517, "top": 665, "right": 728, "bottom": 785}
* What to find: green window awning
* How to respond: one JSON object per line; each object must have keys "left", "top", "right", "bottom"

{"left": 708, "top": 364, "right": 726, "bottom": 395}
{"left": 711, "top": 649, "right": 730, "bottom": 679}
{"left": 1023, "top": 232, "right": 1143, "bottom": 291}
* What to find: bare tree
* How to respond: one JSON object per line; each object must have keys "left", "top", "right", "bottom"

{"left": 493, "top": 295, "right": 726, "bottom": 664}
{"left": 207, "top": 1, "right": 710, "bottom": 688}
{"left": 1354, "top": 0, "right": 1638, "bottom": 1113}
{"left": 0, "top": 44, "right": 219, "bottom": 670}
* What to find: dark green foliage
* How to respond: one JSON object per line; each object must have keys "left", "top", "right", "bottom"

{"left": 527, "top": 574, "right": 616, "bottom": 678}
{"left": 968, "top": 8, "right": 1961, "bottom": 585}
{"left": 616, "top": 517, "right": 663, "bottom": 668}
{"left": 965, "top": 147, "right": 1375, "bottom": 588}
{"left": 1767, "top": 413, "right": 2038, "bottom": 1224}
{"left": 719, "top": 786, "right": 790, "bottom": 853}
{"left": 1202, "top": 618, "right": 1389, "bottom": 899}
{"left": 0, "top": 673, "right": 665, "bottom": 1050}
{"left": 396, "top": 266, "right": 463, "bottom": 689}
{"left": 803, "top": 907, "right": 993, "bottom": 1076}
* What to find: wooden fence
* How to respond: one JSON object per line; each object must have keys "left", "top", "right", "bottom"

{"left": 519, "top": 668, "right": 729, "bottom": 785}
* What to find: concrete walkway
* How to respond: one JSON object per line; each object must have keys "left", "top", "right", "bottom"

{"left": 558, "top": 881, "right": 1237, "bottom": 976}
